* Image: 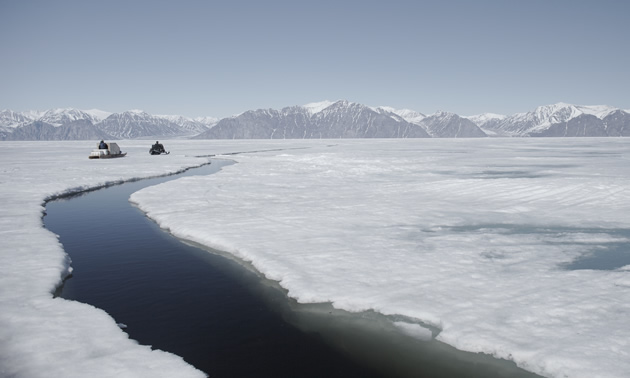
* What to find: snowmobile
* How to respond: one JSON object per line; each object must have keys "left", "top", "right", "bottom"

{"left": 149, "top": 143, "right": 169, "bottom": 155}
{"left": 89, "top": 142, "right": 127, "bottom": 159}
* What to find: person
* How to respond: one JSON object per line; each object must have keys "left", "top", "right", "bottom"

{"left": 151, "top": 141, "right": 165, "bottom": 154}
{"left": 99, "top": 140, "right": 108, "bottom": 149}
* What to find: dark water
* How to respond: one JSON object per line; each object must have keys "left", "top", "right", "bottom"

{"left": 44, "top": 160, "right": 542, "bottom": 378}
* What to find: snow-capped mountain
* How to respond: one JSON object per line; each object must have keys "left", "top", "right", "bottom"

{"left": 3, "top": 119, "right": 114, "bottom": 141}
{"left": 0, "top": 109, "right": 35, "bottom": 128}
{"left": 465, "top": 113, "right": 507, "bottom": 125}
{"left": 372, "top": 107, "right": 486, "bottom": 137}
{"left": 303, "top": 100, "right": 335, "bottom": 115}
{"left": 479, "top": 103, "right": 622, "bottom": 136}
{"left": 464, "top": 113, "right": 507, "bottom": 136}
{"left": 192, "top": 116, "right": 219, "bottom": 128}
{"left": 156, "top": 115, "right": 216, "bottom": 135}
{"left": 98, "top": 110, "right": 192, "bottom": 139}
{"left": 0, "top": 108, "right": 216, "bottom": 140}
{"left": 194, "top": 100, "right": 430, "bottom": 139}
{"left": 0, "top": 108, "right": 112, "bottom": 139}
{"left": 84, "top": 109, "right": 113, "bottom": 122}
{"left": 375, "top": 106, "right": 427, "bottom": 125}
{"left": 38, "top": 108, "right": 107, "bottom": 126}
{"left": 315, "top": 100, "right": 429, "bottom": 138}
{"left": 0, "top": 110, "right": 34, "bottom": 138}
{"left": 527, "top": 110, "right": 630, "bottom": 137}
{"left": 602, "top": 110, "right": 630, "bottom": 136}
{"left": 1, "top": 101, "right": 627, "bottom": 140}
{"left": 418, "top": 111, "right": 487, "bottom": 138}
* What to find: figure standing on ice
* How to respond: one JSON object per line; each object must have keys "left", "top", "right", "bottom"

{"left": 149, "top": 141, "right": 167, "bottom": 155}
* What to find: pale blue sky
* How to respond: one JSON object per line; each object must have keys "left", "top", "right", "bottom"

{"left": 1, "top": 0, "right": 629, "bottom": 118}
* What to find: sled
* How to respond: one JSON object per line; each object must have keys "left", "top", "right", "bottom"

{"left": 89, "top": 142, "right": 127, "bottom": 159}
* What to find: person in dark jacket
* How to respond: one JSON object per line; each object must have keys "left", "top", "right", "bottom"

{"left": 150, "top": 141, "right": 166, "bottom": 155}
{"left": 99, "top": 140, "right": 108, "bottom": 149}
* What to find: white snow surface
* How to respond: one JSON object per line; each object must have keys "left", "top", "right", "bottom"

{"left": 2, "top": 139, "right": 630, "bottom": 378}
{"left": 0, "top": 140, "right": 232, "bottom": 378}
{"left": 129, "top": 138, "right": 630, "bottom": 378}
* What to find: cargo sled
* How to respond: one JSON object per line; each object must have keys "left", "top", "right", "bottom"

{"left": 89, "top": 142, "right": 127, "bottom": 159}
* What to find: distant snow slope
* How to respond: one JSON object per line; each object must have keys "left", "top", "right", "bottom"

{"left": 480, "top": 103, "right": 624, "bottom": 136}
{"left": 464, "top": 113, "right": 507, "bottom": 125}
{"left": 303, "top": 100, "right": 335, "bottom": 114}
{"left": 374, "top": 106, "right": 427, "bottom": 125}
{"left": 1, "top": 102, "right": 628, "bottom": 140}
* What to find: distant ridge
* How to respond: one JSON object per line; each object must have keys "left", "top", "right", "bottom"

{"left": 470, "top": 103, "right": 628, "bottom": 137}
{"left": 0, "top": 108, "right": 217, "bottom": 140}
{"left": 1, "top": 101, "right": 628, "bottom": 140}
{"left": 193, "top": 100, "right": 433, "bottom": 139}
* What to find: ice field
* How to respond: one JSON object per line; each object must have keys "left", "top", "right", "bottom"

{"left": 0, "top": 141, "right": 214, "bottom": 378}
{"left": 1, "top": 139, "right": 629, "bottom": 378}
{"left": 131, "top": 138, "right": 630, "bottom": 378}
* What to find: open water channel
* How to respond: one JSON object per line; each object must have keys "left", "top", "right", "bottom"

{"left": 44, "top": 159, "right": 542, "bottom": 378}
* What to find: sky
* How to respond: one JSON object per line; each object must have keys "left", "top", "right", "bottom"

{"left": 1, "top": 0, "right": 629, "bottom": 118}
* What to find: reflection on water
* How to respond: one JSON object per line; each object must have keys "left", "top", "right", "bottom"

{"left": 45, "top": 160, "right": 542, "bottom": 378}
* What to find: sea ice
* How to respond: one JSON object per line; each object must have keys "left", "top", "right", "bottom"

{"left": 0, "top": 140, "right": 293, "bottom": 378}
{"left": 1, "top": 138, "right": 629, "bottom": 378}
{"left": 130, "top": 138, "right": 630, "bottom": 378}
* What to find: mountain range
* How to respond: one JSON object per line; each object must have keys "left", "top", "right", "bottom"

{"left": 0, "top": 109, "right": 217, "bottom": 140}
{"left": 1, "top": 101, "right": 628, "bottom": 140}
